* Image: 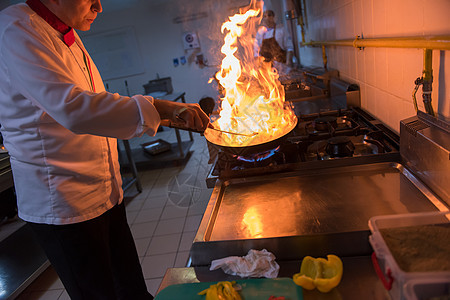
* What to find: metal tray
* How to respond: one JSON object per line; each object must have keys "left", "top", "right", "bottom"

{"left": 191, "top": 162, "right": 447, "bottom": 266}
{"left": 141, "top": 139, "right": 171, "bottom": 155}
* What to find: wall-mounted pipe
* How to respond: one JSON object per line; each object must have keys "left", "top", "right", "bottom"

{"left": 297, "top": 0, "right": 306, "bottom": 44}
{"left": 283, "top": 0, "right": 300, "bottom": 65}
{"left": 422, "top": 49, "right": 435, "bottom": 116}
{"left": 302, "top": 36, "right": 450, "bottom": 50}
{"left": 321, "top": 45, "right": 327, "bottom": 69}
{"left": 303, "top": 36, "right": 450, "bottom": 116}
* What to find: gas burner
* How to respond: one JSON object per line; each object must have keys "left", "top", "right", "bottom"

{"left": 305, "top": 135, "right": 385, "bottom": 161}
{"left": 236, "top": 147, "right": 279, "bottom": 163}
{"left": 313, "top": 116, "right": 337, "bottom": 131}
{"left": 296, "top": 115, "right": 360, "bottom": 139}
{"left": 210, "top": 143, "right": 301, "bottom": 176}
{"left": 206, "top": 107, "right": 401, "bottom": 188}
{"left": 326, "top": 136, "right": 355, "bottom": 157}
{"left": 213, "top": 147, "right": 283, "bottom": 173}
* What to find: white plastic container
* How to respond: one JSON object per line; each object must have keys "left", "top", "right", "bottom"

{"left": 368, "top": 211, "right": 450, "bottom": 300}
{"left": 403, "top": 277, "right": 450, "bottom": 300}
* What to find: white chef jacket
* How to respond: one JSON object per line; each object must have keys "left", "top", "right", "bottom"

{"left": 0, "top": 3, "right": 161, "bottom": 225}
{"left": 254, "top": 25, "right": 294, "bottom": 56}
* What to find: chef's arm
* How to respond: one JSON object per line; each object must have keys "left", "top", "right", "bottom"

{"left": 153, "top": 99, "right": 210, "bottom": 132}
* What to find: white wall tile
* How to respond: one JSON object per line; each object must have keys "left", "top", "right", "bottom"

{"left": 364, "top": 84, "right": 377, "bottom": 114}
{"left": 398, "top": 0, "right": 425, "bottom": 35}
{"left": 360, "top": 83, "right": 368, "bottom": 107}
{"left": 424, "top": 0, "right": 450, "bottom": 34}
{"left": 374, "top": 48, "right": 388, "bottom": 91}
{"left": 309, "top": 0, "right": 327, "bottom": 17}
{"left": 355, "top": 48, "right": 366, "bottom": 81}
{"left": 372, "top": 0, "right": 387, "bottom": 35}
{"left": 347, "top": 47, "right": 358, "bottom": 79}
{"left": 302, "top": 0, "right": 449, "bottom": 125}
{"left": 325, "top": 15, "right": 337, "bottom": 40}
{"left": 337, "top": 47, "right": 348, "bottom": 76}
{"left": 386, "top": 48, "right": 404, "bottom": 99}
{"left": 385, "top": 93, "right": 403, "bottom": 132}
{"left": 385, "top": 0, "right": 404, "bottom": 36}
{"left": 326, "top": 47, "right": 336, "bottom": 70}
{"left": 401, "top": 97, "right": 418, "bottom": 122}
{"left": 336, "top": 4, "right": 354, "bottom": 39}
{"left": 364, "top": 47, "right": 377, "bottom": 86}
{"left": 374, "top": 88, "right": 392, "bottom": 129}
{"left": 353, "top": 0, "right": 363, "bottom": 36}
{"left": 361, "top": 0, "right": 374, "bottom": 37}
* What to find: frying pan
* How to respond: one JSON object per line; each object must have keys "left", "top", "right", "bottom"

{"left": 204, "top": 116, "right": 298, "bottom": 157}
{"left": 160, "top": 116, "right": 298, "bottom": 157}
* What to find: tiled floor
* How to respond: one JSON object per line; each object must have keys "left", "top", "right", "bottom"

{"left": 16, "top": 129, "right": 213, "bottom": 299}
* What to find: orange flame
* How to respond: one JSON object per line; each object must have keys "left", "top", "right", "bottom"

{"left": 205, "top": 2, "right": 297, "bottom": 147}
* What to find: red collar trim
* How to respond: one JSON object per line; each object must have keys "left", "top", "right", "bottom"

{"left": 26, "top": 0, "right": 75, "bottom": 46}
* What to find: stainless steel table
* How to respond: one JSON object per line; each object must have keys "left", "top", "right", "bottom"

{"left": 157, "top": 256, "right": 391, "bottom": 299}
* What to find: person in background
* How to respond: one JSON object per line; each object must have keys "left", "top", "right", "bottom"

{"left": 254, "top": 9, "right": 295, "bottom": 74}
{"left": 0, "top": 0, "right": 209, "bottom": 299}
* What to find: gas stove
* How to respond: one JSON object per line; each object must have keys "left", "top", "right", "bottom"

{"left": 206, "top": 106, "right": 400, "bottom": 188}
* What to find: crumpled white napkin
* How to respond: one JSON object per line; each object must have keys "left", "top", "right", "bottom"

{"left": 209, "top": 249, "right": 280, "bottom": 278}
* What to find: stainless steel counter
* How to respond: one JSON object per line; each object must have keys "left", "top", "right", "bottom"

{"left": 157, "top": 256, "right": 391, "bottom": 299}
{"left": 166, "top": 112, "right": 449, "bottom": 299}
{"left": 191, "top": 162, "right": 445, "bottom": 266}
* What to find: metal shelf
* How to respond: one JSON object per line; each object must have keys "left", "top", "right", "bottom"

{"left": 119, "top": 140, "right": 194, "bottom": 171}
{"left": 0, "top": 224, "right": 49, "bottom": 300}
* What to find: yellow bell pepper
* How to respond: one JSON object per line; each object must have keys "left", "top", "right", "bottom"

{"left": 293, "top": 254, "right": 343, "bottom": 293}
{"left": 198, "top": 281, "right": 242, "bottom": 300}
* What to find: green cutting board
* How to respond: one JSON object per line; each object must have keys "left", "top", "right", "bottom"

{"left": 155, "top": 277, "right": 303, "bottom": 300}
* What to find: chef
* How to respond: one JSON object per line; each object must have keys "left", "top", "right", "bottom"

{"left": 0, "top": 0, "right": 209, "bottom": 299}
{"left": 254, "top": 9, "right": 295, "bottom": 73}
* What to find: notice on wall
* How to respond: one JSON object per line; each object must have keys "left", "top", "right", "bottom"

{"left": 82, "top": 27, "right": 145, "bottom": 80}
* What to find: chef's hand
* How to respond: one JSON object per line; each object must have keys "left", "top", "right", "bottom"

{"left": 154, "top": 99, "right": 210, "bottom": 132}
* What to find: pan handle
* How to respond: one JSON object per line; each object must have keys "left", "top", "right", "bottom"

{"left": 159, "top": 119, "right": 205, "bottom": 134}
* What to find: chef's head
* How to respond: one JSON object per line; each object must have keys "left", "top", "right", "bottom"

{"left": 262, "top": 10, "right": 276, "bottom": 29}
{"left": 41, "top": 0, "right": 102, "bottom": 31}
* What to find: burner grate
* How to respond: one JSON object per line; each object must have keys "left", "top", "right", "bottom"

{"left": 207, "top": 107, "right": 400, "bottom": 185}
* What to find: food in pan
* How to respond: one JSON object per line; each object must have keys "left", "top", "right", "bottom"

{"left": 207, "top": 3, "right": 297, "bottom": 149}
{"left": 293, "top": 254, "right": 343, "bottom": 293}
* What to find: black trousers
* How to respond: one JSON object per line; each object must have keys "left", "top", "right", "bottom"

{"left": 28, "top": 203, "right": 153, "bottom": 300}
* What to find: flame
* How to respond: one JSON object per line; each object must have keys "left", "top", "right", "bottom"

{"left": 205, "top": 1, "right": 297, "bottom": 147}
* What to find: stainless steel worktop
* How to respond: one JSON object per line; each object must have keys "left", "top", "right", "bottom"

{"left": 159, "top": 112, "right": 450, "bottom": 299}
{"left": 191, "top": 161, "right": 444, "bottom": 266}
{"left": 157, "top": 256, "right": 391, "bottom": 299}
